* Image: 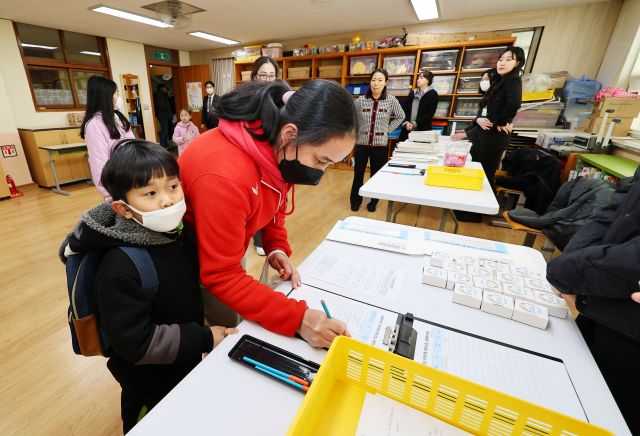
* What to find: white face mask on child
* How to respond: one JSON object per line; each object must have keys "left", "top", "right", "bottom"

{"left": 480, "top": 80, "right": 491, "bottom": 92}
{"left": 122, "top": 199, "right": 186, "bottom": 233}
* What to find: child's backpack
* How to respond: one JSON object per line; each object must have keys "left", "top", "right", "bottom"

{"left": 66, "top": 246, "right": 158, "bottom": 357}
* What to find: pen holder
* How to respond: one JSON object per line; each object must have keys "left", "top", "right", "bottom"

{"left": 444, "top": 141, "right": 471, "bottom": 167}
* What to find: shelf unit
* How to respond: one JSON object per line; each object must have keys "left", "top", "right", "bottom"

{"left": 233, "top": 38, "right": 515, "bottom": 169}
{"left": 121, "top": 74, "right": 145, "bottom": 139}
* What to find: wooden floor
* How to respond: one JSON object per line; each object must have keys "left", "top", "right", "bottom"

{"left": 0, "top": 169, "right": 542, "bottom": 435}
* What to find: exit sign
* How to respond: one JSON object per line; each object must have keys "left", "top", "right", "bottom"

{"left": 155, "top": 51, "right": 170, "bottom": 61}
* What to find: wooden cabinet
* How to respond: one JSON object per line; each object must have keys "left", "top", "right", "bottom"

{"left": 121, "top": 74, "right": 145, "bottom": 139}
{"left": 0, "top": 160, "right": 10, "bottom": 199}
{"left": 18, "top": 127, "right": 90, "bottom": 187}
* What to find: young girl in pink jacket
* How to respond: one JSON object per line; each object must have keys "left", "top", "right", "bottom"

{"left": 80, "top": 76, "right": 134, "bottom": 199}
{"left": 173, "top": 109, "right": 200, "bottom": 156}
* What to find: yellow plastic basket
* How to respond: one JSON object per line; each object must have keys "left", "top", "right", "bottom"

{"left": 288, "top": 337, "right": 612, "bottom": 436}
{"left": 425, "top": 166, "right": 485, "bottom": 191}
{"left": 522, "top": 89, "right": 555, "bottom": 102}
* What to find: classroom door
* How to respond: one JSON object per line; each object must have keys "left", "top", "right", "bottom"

{"left": 176, "top": 65, "right": 212, "bottom": 132}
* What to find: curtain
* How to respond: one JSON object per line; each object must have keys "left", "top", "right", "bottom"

{"left": 212, "top": 58, "right": 234, "bottom": 96}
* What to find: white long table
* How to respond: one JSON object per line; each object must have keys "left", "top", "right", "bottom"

{"left": 128, "top": 219, "right": 630, "bottom": 436}
{"left": 359, "top": 160, "right": 499, "bottom": 233}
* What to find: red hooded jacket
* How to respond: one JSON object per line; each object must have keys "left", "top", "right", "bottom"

{"left": 179, "top": 120, "right": 308, "bottom": 335}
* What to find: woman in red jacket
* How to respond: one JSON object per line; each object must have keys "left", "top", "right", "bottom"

{"left": 179, "top": 80, "right": 357, "bottom": 348}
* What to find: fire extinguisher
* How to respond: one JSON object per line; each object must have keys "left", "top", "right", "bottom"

{"left": 6, "top": 174, "right": 22, "bottom": 197}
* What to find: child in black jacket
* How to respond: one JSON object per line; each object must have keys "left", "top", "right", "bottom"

{"left": 60, "top": 139, "right": 237, "bottom": 433}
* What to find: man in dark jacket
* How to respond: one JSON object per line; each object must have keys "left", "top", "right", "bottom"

{"left": 547, "top": 166, "right": 640, "bottom": 435}
{"left": 201, "top": 80, "right": 220, "bottom": 130}
{"left": 154, "top": 83, "right": 173, "bottom": 148}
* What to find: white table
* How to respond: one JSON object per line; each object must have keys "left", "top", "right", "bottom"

{"left": 38, "top": 142, "right": 89, "bottom": 195}
{"left": 129, "top": 220, "right": 630, "bottom": 436}
{"left": 359, "top": 160, "right": 499, "bottom": 233}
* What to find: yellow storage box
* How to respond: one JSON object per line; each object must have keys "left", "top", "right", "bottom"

{"left": 425, "top": 166, "right": 484, "bottom": 190}
{"left": 522, "top": 89, "right": 555, "bottom": 102}
{"left": 288, "top": 337, "right": 612, "bottom": 436}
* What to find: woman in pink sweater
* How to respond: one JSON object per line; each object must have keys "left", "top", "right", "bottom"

{"left": 172, "top": 108, "right": 200, "bottom": 156}
{"left": 80, "top": 76, "right": 134, "bottom": 199}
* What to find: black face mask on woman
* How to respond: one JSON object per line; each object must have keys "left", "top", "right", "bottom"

{"left": 278, "top": 142, "right": 324, "bottom": 185}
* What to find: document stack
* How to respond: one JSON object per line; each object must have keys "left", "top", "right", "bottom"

{"left": 391, "top": 131, "right": 442, "bottom": 163}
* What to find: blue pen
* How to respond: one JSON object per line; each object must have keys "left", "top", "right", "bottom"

{"left": 243, "top": 356, "right": 309, "bottom": 386}
{"left": 320, "top": 300, "right": 332, "bottom": 319}
{"left": 254, "top": 366, "right": 309, "bottom": 392}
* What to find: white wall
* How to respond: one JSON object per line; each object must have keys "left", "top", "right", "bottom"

{"left": 597, "top": 0, "right": 640, "bottom": 88}
{"left": 179, "top": 50, "right": 190, "bottom": 66}
{"left": 106, "top": 38, "right": 156, "bottom": 142}
{"left": 0, "top": 68, "right": 32, "bottom": 185}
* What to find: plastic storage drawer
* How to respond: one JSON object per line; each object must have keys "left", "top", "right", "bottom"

{"left": 461, "top": 46, "right": 508, "bottom": 70}
{"left": 420, "top": 49, "right": 459, "bottom": 72}
{"left": 431, "top": 75, "right": 456, "bottom": 94}
{"left": 350, "top": 55, "right": 377, "bottom": 75}
{"left": 383, "top": 55, "right": 416, "bottom": 75}
{"left": 435, "top": 99, "right": 451, "bottom": 117}
{"left": 457, "top": 75, "right": 482, "bottom": 93}
{"left": 512, "top": 103, "right": 565, "bottom": 127}
{"left": 454, "top": 97, "right": 481, "bottom": 117}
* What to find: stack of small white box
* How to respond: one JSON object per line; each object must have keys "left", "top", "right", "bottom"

{"left": 422, "top": 252, "right": 569, "bottom": 329}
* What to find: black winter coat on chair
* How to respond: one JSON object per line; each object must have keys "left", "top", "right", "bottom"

{"left": 495, "top": 146, "right": 562, "bottom": 214}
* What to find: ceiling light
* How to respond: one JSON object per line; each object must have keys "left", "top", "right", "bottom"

{"left": 21, "top": 43, "right": 58, "bottom": 50}
{"left": 410, "top": 0, "right": 439, "bottom": 20}
{"left": 188, "top": 31, "right": 239, "bottom": 45}
{"left": 90, "top": 5, "right": 173, "bottom": 28}
{"left": 80, "top": 51, "right": 102, "bottom": 56}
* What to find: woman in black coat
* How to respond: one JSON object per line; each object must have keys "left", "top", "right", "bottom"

{"left": 399, "top": 68, "right": 438, "bottom": 142}
{"left": 452, "top": 47, "right": 524, "bottom": 192}
{"left": 201, "top": 80, "right": 220, "bottom": 130}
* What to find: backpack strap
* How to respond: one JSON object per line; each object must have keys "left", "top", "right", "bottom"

{"left": 119, "top": 247, "right": 159, "bottom": 300}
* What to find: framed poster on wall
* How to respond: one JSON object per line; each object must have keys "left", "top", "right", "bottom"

{"left": 186, "top": 82, "right": 203, "bottom": 111}
{"left": 1, "top": 144, "right": 17, "bottom": 158}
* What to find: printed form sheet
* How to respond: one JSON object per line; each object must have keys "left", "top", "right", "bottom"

{"left": 303, "top": 249, "right": 406, "bottom": 301}
{"left": 290, "top": 285, "right": 586, "bottom": 421}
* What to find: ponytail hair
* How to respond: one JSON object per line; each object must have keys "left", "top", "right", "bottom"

{"left": 214, "top": 80, "right": 357, "bottom": 146}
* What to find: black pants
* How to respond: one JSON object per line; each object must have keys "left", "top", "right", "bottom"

{"left": 253, "top": 230, "right": 263, "bottom": 249}
{"left": 158, "top": 117, "right": 172, "bottom": 148}
{"left": 121, "top": 388, "right": 165, "bottom": 434}
{"left": 577, "top": 315, "right": 640, "bottom": 435}
{"left": 350, "top": 145, "right": 388, "bottom": 207}
{"left": 470, "top": 129, "right": 509, "bottom": 193}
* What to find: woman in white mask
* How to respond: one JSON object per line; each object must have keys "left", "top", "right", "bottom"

{"left": 200, "top": 81, "right": 220, "bottom": 131}
{"left": 80, "top": 75, "right": 135, "bottom": 199}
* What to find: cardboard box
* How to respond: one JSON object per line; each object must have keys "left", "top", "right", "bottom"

{"left": 587, "top": 116, "right": 633, "bottom": 137}
{"left": 594, "top": 98, "right": 640, "bottom": 118}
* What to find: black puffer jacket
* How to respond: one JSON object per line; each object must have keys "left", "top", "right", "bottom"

{"left": 507, "top": 177, "right": 615, "bottom": 250}
{"left": 547, "top": 167, "right": 640, "bottom": 341}
{"left": 496, "top": 147, "right": 562, "bottom": 214}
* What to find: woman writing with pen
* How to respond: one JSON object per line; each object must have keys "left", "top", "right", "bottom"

{"left": 179, "top": 80, "right": 354, "bottom": 348}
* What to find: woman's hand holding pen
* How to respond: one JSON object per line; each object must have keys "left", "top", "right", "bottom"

{"left": 298, "top": 309, "right": 350, "bottom": 348}
{"left": 476, "top": 117, "right": 493, "bottom": 130}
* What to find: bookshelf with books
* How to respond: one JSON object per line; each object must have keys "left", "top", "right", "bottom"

{"left": 121, "top": 74, "right": 145, "bottom": 139}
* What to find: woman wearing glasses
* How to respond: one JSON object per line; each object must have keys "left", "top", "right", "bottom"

{"left": 251, "top": 56, "right": 279, "bottom": 82}
{"left": 250, "top": 56, "right": 280, "bottom": 255}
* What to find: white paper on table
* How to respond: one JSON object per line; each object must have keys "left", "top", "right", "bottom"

{"left": 423, "top": 230, "right": 510, "bottom": 255}
{"left": 326, "top": 219, "right": 424, "bottom": 255}
{"left": 356, "top": 393, "right": 471, "bottom": 436}
{"left": 290, "top": 285, "right": 397, "bottom": 346}
{"left": 379, "top": 167, "right": 422, "bottom": 176}
{"left": 302, "top": 249, "right": 406, "bottom": 301}
{"left": 412, "top": 321, "right": 587, "bottom": 421}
